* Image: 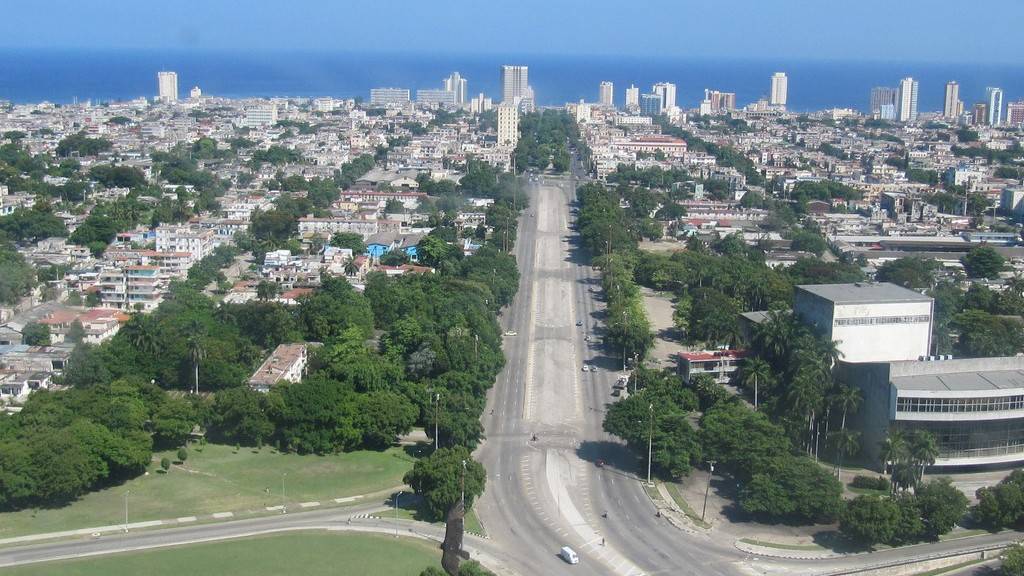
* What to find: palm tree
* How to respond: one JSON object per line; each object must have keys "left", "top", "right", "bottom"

{"left": 754, "top": 310, "right": 792, "bottom": 367}
{"left": 344, "top": 258, "right": 359, "bottom": 277}
{"left": 186, "top": 335, "right": 206, "bottom": 395}
{"left": 786, "top": 369, "right": 824, "bottom": 453}
{"left": 879, "top": 430, "right": 908, "bottom": 486}
{"left": 828, "top": 429, "right": 861, "bottom": 479}
{"left": 126, "top": 316, "right": 157, "bottom": 357}
{"left": 832, "top": 385, "right": 863, "bottom": 433}
{"left": 908, "top": 429, "right": 939, "bottom": 485}
{"left": 740, "top": 357, "right": 772, "bottom": 411}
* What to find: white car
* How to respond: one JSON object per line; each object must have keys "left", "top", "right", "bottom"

{"left": 503, "top": 330, "right": 517, "bottom": 336}
{"left": 581, "top": 365, "right": 590, "bottom": 372}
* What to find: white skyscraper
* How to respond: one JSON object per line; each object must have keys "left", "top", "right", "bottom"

{"left": 625, "top": 84, "right": 640, "bottom": 109}
{"left": 943, "top": 81, "right": 962, "bottom": 120}
{"left": 897, "top": 77, "right": 919, "bottom": 122}
{"left": 652, "top": 82, "right": 677, "bottom": 112}
{"left": 157, "top": 71, "right": 178, "bottom": 103}
{"left": 189, "top": 86, "right": 202, "bottom": 99}
{"left": 769, "top": 72, "right": 788, "bottom": 108}
{"left": 497, "top": 104, "right": 519, "bottom": 147}
{"left": 444, "top": 72, "right": 468, "bottom": 105}
{"left": 986, "top": 87, "right": 1004, "bottom": 126}
{"left": 501, "top": 65, "right": 529, "bottom": 104}
{"left": 599, "top": 81, "right": 614, "bottom": 107}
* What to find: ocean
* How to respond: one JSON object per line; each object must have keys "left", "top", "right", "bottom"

{"left": 1, "top": 49, "right": 1022, "bottom": 113}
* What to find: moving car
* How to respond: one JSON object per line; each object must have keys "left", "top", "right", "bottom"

{"left": 560, "top": 546, "right": 580, "bottom": 565}
{"left": 575, "top": 320, "right": 583, "bottom": 326}
{"left": 503, "top": 330, "right": 517, "bottom": 336}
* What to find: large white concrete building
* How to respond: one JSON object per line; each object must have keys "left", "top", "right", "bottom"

{"left": 794, "top": 282, "right": 933, "bottom": 363}
{"left": 652, "top": 82, "right": 677, "bottom": 113}
{"left": 769, "top": 72, "right": 788, "bottom": 108}
{"left": 625, "top": 84, "right": 640, "bottom": 110}
{"left": 943, "top": 81, "right": 962, "bottom": 120}
{"left": 157, "top": 71, "right": 178, "bottom": 103}
{"left": 370, "top": 88, "right": 411, "bottom": 107}
{"left": 897, "top": 77, "right": 919, "bottom": 122}
{"left": 500, "top": 65, "right": 529, "bottom": 104}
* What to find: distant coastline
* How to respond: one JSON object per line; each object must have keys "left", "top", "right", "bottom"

{"left": 1, "top": 48, "right": 1022, "bottom": 113}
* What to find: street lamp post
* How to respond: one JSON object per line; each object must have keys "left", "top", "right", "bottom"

{"left": 646, "top": 403, "right": 654, "bottom": 485}
{"left": 394, "top": 491, "right": 402, "bottom": 537}
{"left": 123, "top": 490, "right": 130, "bottom": 533}
{"left": 280, "top": 471, "right": 288, "bottom": 510}
{"left": 433, "top": 393, "right": 440, "bottom": 451}
{"left": 701, "top": 461, "right": 716, "bottom": 523}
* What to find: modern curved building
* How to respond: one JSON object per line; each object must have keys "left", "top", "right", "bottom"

{"left": 840, "top": 356, "right": 1024, "bottom": 468}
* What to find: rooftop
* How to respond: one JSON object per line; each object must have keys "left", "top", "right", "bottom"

{"left": 797, "top": 282, "right": 932, "bottom": 305}
{"left": 894, "top": 369, "right": 1024, "bottom": 393}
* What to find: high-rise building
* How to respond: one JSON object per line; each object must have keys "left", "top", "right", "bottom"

{"left": 897, "top": 77, "right": 919, "bottom": 122}
{"left": 443, "top": 72, "right": 467, "bottom": 105}
{"left": 943, "top": 81, "right": 962, "bottom": 120}
{"left": 469, "top": 93, "right": 493, "bottom": 115}
{"left": 769, "top": 72, "right": 788, "bottom": 108}
{"left": 625, "top": 85, "right": 640, "bottom": 109}
{"left": 157, "top": 71, "right": 178, "bottom": 103}
{"left": 704, "top": 90, "right": 736, "bottom": 112}
{"left": 973, "top": 103, "right": 989, "bottom": 126}
{"left": 1007, "top": 101, "right": 1024, "bottom": 126}
{"left": 369, "top": 88, "right": 411, "bottom": 107}
{"left": 497, "top": 104, "right": 519, "bottom": 147}
{"left": 639, "top": 93, "right": 663, "bottom": 116}
{"left": 870, "top": 86, "right": 897, "bottom": 116}
{"left": 986, "top": 87, "right": 1004, "bottom": 126}
{"left": 599, "top": 81, "right": 614, "bottom": 107}
{"left": 501, "top": 65, "right": 529, "bottom": 104}
{"left": 189, "top": 86, "right": 202, "bottom": 99}
{"left": 652, "top": 82, "right": 677, "bottom": 112}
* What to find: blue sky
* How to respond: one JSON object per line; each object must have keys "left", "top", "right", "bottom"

{"left": 2, "top": 0, "right": 1021, "bottom": 64}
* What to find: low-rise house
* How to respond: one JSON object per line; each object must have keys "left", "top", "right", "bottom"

{"left": 248, "top": 343, "right": 310, "bottom": 393}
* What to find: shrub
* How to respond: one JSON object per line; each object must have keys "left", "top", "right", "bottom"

{"left": 851, "top": 475, "right": 891, "bottom": 492}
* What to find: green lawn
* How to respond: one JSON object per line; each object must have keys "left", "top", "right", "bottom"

{"left": 664, "top": 482, "right": 711, "bottom": 529}
{"left": 0, "top": 531, "right": 442, "bottom": 576}
{"left": 0, "top": 443, "right": 418, "bottom": 540}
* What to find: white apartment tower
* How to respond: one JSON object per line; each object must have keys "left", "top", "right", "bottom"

{"left": 769, "top": 72, "right": 788, "bottom": 108}
{"left": 986, "top": 87, "right": 1004, "bottom": 126}
{"left": 599, "top": 81, "right": 614, "bottom": 107}
{"left": 943, "top": 81, "right": 962, "bottom": 120}
{"left": 497, "top": 104, "right": 519, "bottom": 147}
{"left": 501, "top": 65, "right": 529, "bottom": 104}
{"left": 444, "top": 72, "right": 468, "bottom": 105}
{"left": 897, "top": 77, "right": 919, "bottom": 122}
{"left": 652, "top": 82, "right": 677, "bottom": 113}
{"left": 625, "top": 84, "right": 640, "bottom": 109}
{"left": 157, "top": 71, "right": 178, "bottom": 103}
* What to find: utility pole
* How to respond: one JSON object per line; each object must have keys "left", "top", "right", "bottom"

{"left": 701, "top": 461, "right": 716, "bottom": 522}
{"left": 434, "top": 393, "right": 440, "bottom": 451}
{"left": 646, "top": 403, "right": 654, "bottom": 485}
{"left": 394, "top": 491, "right": 402, "bottom": 537}
{"left": 281, "top": 472, "right": 287, "bottom": 514}
{"left": 123, "top": 490, "right": 130, "bottom": 533}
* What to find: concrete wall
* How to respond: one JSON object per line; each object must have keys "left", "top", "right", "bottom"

{"left": 837, "top": 361, "right": 894, "bottom": 470}
{"left": 830, "top": 301, "right": 932, "bottom": 363}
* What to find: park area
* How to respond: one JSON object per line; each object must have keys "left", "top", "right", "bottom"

{"left": 0, "top": 532, "right": 442, "bottom": 576}
{"left": 0, "top": 443, "right": 418, "bottom": 540}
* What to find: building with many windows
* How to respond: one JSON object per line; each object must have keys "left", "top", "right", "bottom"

{"left": 599, "top": 81, "right": 614, "bottom": 107}
{"left": 157, "top": 71, "right": 178, "bottom": 103}
{"left": 497, "top": 104, "right": 519, "bottom": 147}
{"left": 840, "top": 356, "right": 1024, "bottom": 468}
{"left": 770, "top": 72, "right": 788, "bottom": 108}
{"left": 897, "top": 77, "right": 919, "bottom": 122}
{"left": 639, "top": 93, "right": 663, "bottom": 117}
{"left": 986, "top": 86, "right": 1004, "bottom": 126}
{"left": 369, "top": 87, "right": 411, "bottom": 107}
{"left": 677, "top": 349, "right": 749, "bottom": 384}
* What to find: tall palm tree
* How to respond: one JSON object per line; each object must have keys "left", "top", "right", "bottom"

{"left": 786, "top": 369, "right": 824, "bottom": 453}
{"left": 879, "top": 429, "right": 908, "bottom": 484}
{"left": 754, "top": 310, "right": 792, "bottom": 366}
{"left": 833, "top": 384, "right": 863, "bottom": 432}
{"left": 186, "top": 335, "right": 206, "bottom": 395}
{"left": 908, "top": 429, "right": 939, "bottom": 485}
{"left": 740, "top": 357, "right": 772, "bottom": 411}
{"left": 828, "top": 429, "right": 861, "bottom": 479}
{"left": 126, "top": 315, "right": 158, "bottom": 357}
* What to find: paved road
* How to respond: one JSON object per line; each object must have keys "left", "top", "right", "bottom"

{"left": 476, "top": 166, "right": 747, "bottom": 576}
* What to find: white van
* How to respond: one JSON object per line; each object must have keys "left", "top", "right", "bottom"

{"left": 559, "top": 546, "right": 579, "bottom": 565}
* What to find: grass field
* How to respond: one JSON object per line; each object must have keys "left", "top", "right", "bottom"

{"left": 0, "top": 443, "right": 418, "bottom": 540}
{"left": 0, "top": 531, "right": 442, "bottom": 576}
